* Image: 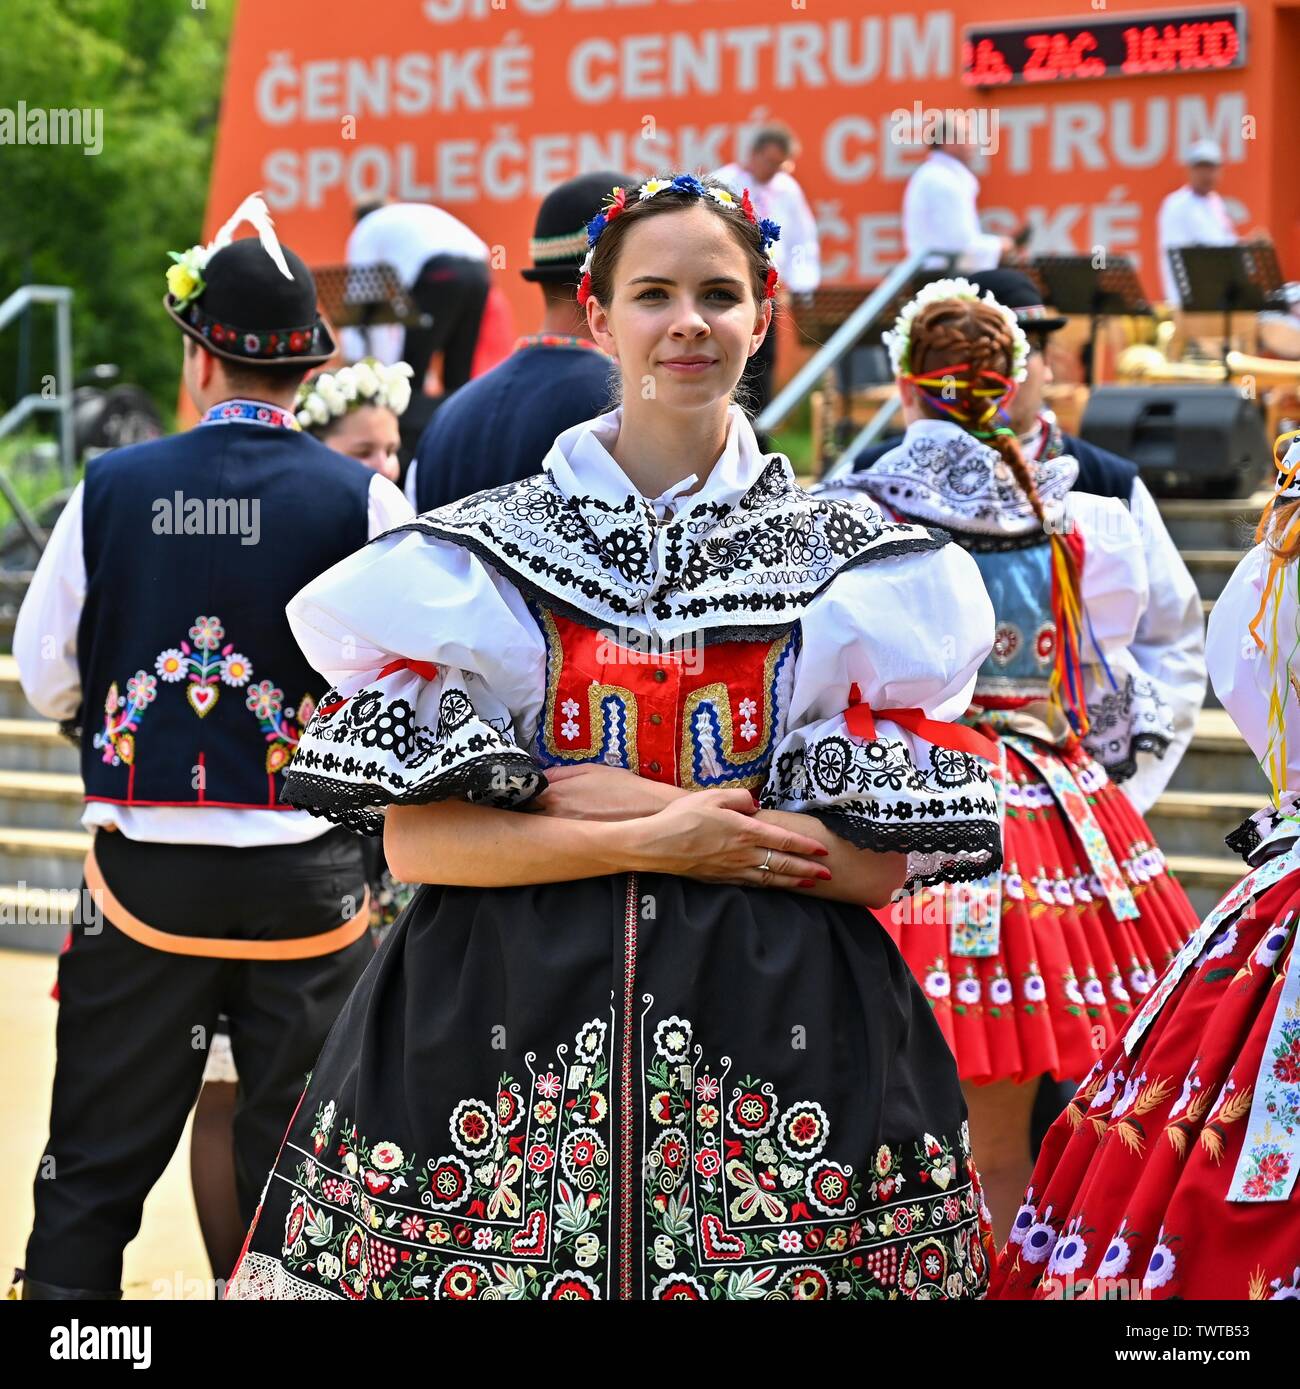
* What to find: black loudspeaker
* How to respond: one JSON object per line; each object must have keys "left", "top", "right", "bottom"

{"left": 1079, "top": 386, "right": 1271, "bottom": 499}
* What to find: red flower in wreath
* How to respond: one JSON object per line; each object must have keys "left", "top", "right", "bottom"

{"left": 741, "top": 188, "right": 757, "bottom": 224}
{"left": 577, "top": 273, "right": 593, "bottom": 307}
{"left": 764, "top": 265, "right": 779, "bottom": 300}
{"left": 604, "top": 186, "right": 627, "bottom": 221}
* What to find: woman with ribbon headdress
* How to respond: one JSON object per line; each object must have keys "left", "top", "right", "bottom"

{"left": 227, "top": 174, "right": 1004, "bottom": 1301}
{"left": 989, "top": 433, "right": 1300, "bottom": 1300}
{"left": 818, "top": 278, "right": 1200, "bottom": 1243}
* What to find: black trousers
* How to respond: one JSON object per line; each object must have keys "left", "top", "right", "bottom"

{"left": 403, "top": 253, "right": 491, "bottom": 396}
{"left": 25, "top": 828, "right": 372, "bottom": 1292}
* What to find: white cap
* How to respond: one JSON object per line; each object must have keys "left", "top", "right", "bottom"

{"left": 1186, "top": 139, "right": 1223, "bottom": 166}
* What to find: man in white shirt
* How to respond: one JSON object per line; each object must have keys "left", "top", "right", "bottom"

{"left": 345, "top": 200, "right": 492, "bottom": 396}
{"left": 714, "top": 124, "right": 821, "bottom": 435}
{"left": 1156, "top": 140, "right": 1239, "bottom": 307}
{"left": 902, "top": 141, "right": 1015, "bottom": 272}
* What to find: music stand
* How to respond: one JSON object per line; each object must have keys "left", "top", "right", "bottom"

{"left": 311, "top": 262, "right": 428, "bottom": 358}
{"left": 1169, "top": 241, "right": 1284, "bottom": 367}
{"left": 1030, "top": 255, "right": 1152, "bottom": 386}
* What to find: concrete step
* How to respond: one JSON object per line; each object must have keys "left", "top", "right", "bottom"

{"left": 0, "top": 883, "right": 85, "bottom": 952}
{"left": 1166, "top": 852, "right": 1241, "bottom": 920}
{"left": 1167, "top": 708, "right": 1267, "bottom": 795}
{"left": 1183, "top": 548, "right": 1246, "bottom": 603}
{"left": 0, "top": 768, "right": 85, "bottom": 831}
{"left": 0, "top": 717, "right": 80, "bottom": 774}
{"left": 1146, "top": 789, "right": 1259, "bottom": 858}
{"left": 1157, "top": 492, "right": 1268, "bottom": 551}
{"left": 0, "top": 824, "right": 90, "bottom": 891}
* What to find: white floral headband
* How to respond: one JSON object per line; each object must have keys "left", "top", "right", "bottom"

{"left": 576, "top": 173, "right": 782, "bottom": 306}
{"left": 295, "top": 359, "right": 414, "bottom": 430}
{"left": 884, "top": 277, "right": 1030, "bottom": 383}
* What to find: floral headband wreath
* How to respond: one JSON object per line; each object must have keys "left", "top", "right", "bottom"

{"left": 294, "top": 359, "right": 414, "bottom": 431}
{"left": 576, "top": 173, "right": 782, "bottom": 308}
{"left": 884, "top": 277, "right": 1031, "bottom": 443}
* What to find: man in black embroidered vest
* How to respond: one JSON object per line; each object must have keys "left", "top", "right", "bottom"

{"left": 12, "top": 195, "right": 412, "bottom": 1300}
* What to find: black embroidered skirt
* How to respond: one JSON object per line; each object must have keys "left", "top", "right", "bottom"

{"left": 228, "top": 874, "right": 993, "bottom": 1301}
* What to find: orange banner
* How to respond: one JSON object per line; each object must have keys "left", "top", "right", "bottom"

{"left": 205, "top": 0, "right": 1297, "bottom": 346}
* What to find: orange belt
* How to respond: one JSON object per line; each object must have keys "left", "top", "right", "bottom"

{"left": 84, "top": 844, "right": 371, "bottom": 961}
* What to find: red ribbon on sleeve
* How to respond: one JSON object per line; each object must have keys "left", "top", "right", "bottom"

{"left": 317, "top": 659, "right": 441, "bottom": 718}
{"left": 842, "top": 683, "right": 999, "bottom": 764}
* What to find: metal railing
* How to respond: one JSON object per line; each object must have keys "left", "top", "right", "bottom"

{"left": 755, "top": 249, "right": 955, "bottom": 481}
{"left": 0, "top": 285, "right": 75, "bottom": 549}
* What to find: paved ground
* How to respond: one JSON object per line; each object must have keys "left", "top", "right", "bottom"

{"left": 1, "top": 948, "right": 210, "bottom": 1300}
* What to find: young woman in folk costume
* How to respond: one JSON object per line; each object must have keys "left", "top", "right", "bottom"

{"left": 817, "top": 279, "right": 1199, "bottom": 1241}
{"left": 992, "top": 436, "right": 1300, "bottom": 1301}
{"left": 226, "top": 175, "right": 1006, "bottom": 1302}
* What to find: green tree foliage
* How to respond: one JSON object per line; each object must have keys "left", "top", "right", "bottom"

{"left": 0, "top": 0, "right": 235, "bottom": 424}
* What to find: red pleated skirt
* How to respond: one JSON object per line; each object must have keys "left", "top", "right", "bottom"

{"left": 881, "top": 739, "right": 1198, "bottom": 1085}
{"left": 990, "top": 864, "right": 1300, "bottom": 1301}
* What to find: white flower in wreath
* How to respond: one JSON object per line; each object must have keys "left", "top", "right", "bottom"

{"left": 155, "top": 648, "right": 187, "bottom": 682}
{"left": 653, "top": 1015, "right": 692, "bottom": 1062}
{"left": 219, "top": 652, "right": 253, "bottom": 687}
{"left": 305, "top": 394, "right": 331, "bottom": 426}
{"left": 353, "top": 360, "right": 380, "bottom": 399}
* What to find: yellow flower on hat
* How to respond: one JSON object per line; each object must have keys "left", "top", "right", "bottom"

{"left": 166, "top": 262, "right": 200, "bottom": 303}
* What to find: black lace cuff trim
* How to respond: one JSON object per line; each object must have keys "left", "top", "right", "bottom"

{"left": 1095, "top": 733, "right": 1170, "bottom": 786}
{"left": 280, "top": 751, "right": 547, "bottom": 836}
{"left": 806, "top": 810, "right": 1004, "bottom": 889}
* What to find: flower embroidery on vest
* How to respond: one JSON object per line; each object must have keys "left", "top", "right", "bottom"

{"left": 98, "top": 613, "right": 313, "bottom": 775}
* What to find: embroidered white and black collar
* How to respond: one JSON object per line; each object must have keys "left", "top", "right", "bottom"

{"left": 843, "top": 418, "right": 1079, "bottom": 537}
{"left": 393, "top": 406, "right": 949, "bottom": 643}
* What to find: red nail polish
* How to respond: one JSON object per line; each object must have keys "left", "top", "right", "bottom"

{"left": 797, "top": 878, "right": 815, "bottom": 889}
{"left": 814, "top": 847, "right": 830, "bottom": 856}
{"left": 818, "top": 869, "right": 833, "bottom": 881}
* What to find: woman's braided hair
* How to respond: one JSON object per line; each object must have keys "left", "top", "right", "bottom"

{"left": 906, "top": 293, "right": 1092, "bottom": 732}
{"left": 907, "top": 296, "right": 1047, "bottom": 528}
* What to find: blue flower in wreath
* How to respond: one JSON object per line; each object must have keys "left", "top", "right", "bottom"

{"left": 757, "top": 217, "right": 781, "bottom": 249}
{"left": 671, "top": 172, "right": 707, "bottom": 197}
{"left": 585, "top": 211, "right": 608, "bottom": 246}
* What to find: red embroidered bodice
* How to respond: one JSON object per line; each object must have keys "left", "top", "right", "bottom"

{"left": 531, "top": 605, "right": 798, "bottom": 789}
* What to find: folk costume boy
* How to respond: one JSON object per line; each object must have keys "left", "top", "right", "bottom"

{"left": 13, "top": 195, "right": 411, "bottom": 1299}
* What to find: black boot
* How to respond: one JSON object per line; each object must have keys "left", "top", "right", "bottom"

{"left": 15, "top": 1269, "right": 122, "bottom": 1300}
